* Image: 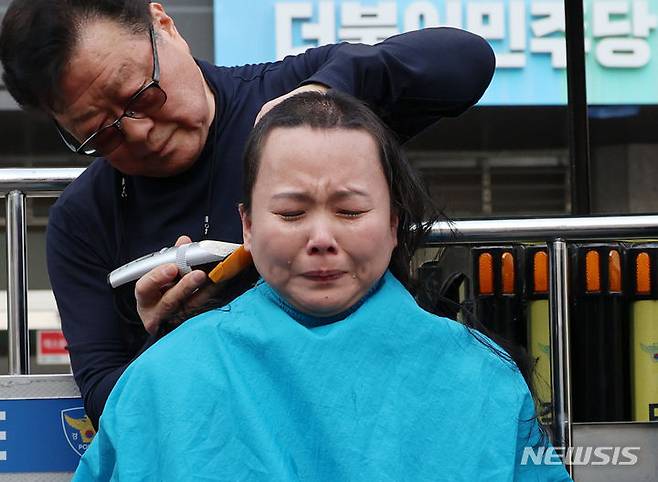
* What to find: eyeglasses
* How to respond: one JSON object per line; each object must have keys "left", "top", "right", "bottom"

{"left": 55, "top": 25, "right": 167, "bottom": 157}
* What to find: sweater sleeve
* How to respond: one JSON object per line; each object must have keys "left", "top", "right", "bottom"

{"left": 46, "top": 202, "right": 154, "bottom": 429}
{"left": 258, "top": 27, "right": 495, "bottom": 141}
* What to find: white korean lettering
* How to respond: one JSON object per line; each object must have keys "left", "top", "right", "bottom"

{"left": 467, "top": 0, "right": 526, "bottom": 68}
{"left": 403, "top": 2, "right": 440, "bottom": 32}
{"left": 593, "top": 1, "right": 631, "bottom": 37}
{"left": 530, "top": 1, "right": 566, "bottom": 68}
{"left": 531, "top": 38, "right": 566, "bottom": 68}
{"left": 275, "top": 2, "right": 336, "bottom": 59}
{"left": 530, "top": 1, "right": 564, "bottom": 38}
{"left": 632, "top": 0, "right": 657, "bottom": 37}
{"left": 445, "top": 0, "right": 463, "bottom": 28}
{"left": 508, "top": 0, "right": 526, "bottom": 51}
{"left": 339, "top": 2, "right": 399, "bottom": 44}
{"left": 596, "top": 38, "right": 651, "bottom": 67}
{"left": 467, "top": 1, "right": 505, "bottom": 39}
{"left": 496, "top": 0, "right": 527, "bottom": 68}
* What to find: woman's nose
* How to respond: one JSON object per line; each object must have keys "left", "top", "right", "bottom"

{"left": 306, "top": 218, "right": 338, "bottom": 255}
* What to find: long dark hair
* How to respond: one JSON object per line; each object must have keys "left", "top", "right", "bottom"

{"left": 167, "top": 90, "right": 439, "bottom": 321}
{"left": 169, "top": 92, "right": 543, "bottom": 439}
{"left": 242, "top": 90, "right": 438, "bottom": 289}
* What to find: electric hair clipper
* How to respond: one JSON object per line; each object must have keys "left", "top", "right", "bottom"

{"left": 108, "top": 240, "right": 250, "bottom": 288}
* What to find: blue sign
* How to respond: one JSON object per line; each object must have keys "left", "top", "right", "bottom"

{"left": 214, "top": 0, "right": 658, "bottom": 106}
{"left": 0, "top": 398, "right": 92, "bottom": 473}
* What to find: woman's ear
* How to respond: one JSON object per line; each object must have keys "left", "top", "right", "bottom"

{"left": 239, "top": 204, "right": 253, "bottom": 252}
{"left": 390, "top": 211, "right": 399, "bottom": 248}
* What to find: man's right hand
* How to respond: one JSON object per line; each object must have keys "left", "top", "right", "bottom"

{"left": 135, "top": 235, "right": 209, "bottom": 334}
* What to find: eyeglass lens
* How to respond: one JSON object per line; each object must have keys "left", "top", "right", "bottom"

{"left": 82, "top": 85, "right": 167, "bottom": 155}
{"left": 127, "top": 85, "right": 167, "bottom": 118}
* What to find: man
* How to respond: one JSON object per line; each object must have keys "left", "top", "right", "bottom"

{"left": 0, "top": 0, "right": 495, "bottom": 428}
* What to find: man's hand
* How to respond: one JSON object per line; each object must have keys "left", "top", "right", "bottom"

{"left": 135, "top": 235, "right": 209, "bottom": 334}
{"left": 255, "top": 83, "right": 329, "bottom": 125}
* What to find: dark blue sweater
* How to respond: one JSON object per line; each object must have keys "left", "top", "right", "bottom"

{"left": 47, "top": 28, "right": 495, "bottom": 428}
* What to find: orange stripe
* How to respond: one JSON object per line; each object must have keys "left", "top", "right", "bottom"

{"left": 636, "top": 252, "right": 651, "bottom": 294}
{"left": 478, "top": 253, "right": 494, "bottom": 295}
{"left": 533, "top": 251, "right": 548, "bottom": 294}
{"left": 585, "top": 250, "right": 601, "bottom": 293}
{"left": 501, "top": 252, "right": 515, "bottom": 294}
{"left": 608, "top": 250, "right": 621, "bottom": 293}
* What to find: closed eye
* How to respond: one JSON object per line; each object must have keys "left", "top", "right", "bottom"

{"left": 277, "top": 211, "right": 305, "bottom": 220}
{"left": 338, "top": 210, "right": 368, "bottom": 218}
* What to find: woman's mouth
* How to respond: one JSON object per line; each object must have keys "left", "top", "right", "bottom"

{"left": 302, "top": 270, "right": 346, "bottom": 282}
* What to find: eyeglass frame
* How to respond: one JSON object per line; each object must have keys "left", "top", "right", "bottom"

{"left": 54, "top": 24, "right": 166, "bottom": 157}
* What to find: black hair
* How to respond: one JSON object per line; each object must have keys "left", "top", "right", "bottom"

{"left": 242, "top": 89, "right": 438, "bottom": 290}
{"left": 0, "top": 0, "right": 152, "bottom": 113}
{"left": 166, "top": 91, "right": 545, "bottom": 442}
{"left": 165, "top": 90, "right": 439, "bottom": 325}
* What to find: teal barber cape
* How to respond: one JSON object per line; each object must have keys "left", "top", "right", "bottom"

{"left": 74, "top": 271, "right": 571, "bottom": 481}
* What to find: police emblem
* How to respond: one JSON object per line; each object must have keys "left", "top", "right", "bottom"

{"left": 640, "top": 343, "right": 658, "bottom": 363}
{"left": 61, "top": 407, "right": 96, "bottom": 457}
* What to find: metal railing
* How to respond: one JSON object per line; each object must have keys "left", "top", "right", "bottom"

{"left": 428, "top": 215, "right": 658, "bottom": 477}
{"left": 4, "top": 168, "right": 658, "bottom": 477}
{"left": 1, "top": 168, "right": 84, "bottom": 375}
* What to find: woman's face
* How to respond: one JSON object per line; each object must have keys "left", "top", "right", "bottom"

{"left": 241, "top": 126, "right": 398, "bottom": 317}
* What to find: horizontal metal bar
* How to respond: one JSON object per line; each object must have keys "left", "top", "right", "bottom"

{"left": 572, "top": 421, "right": 658, "bottom": 427}
{"left": 0, "top": 168, "right": 84, "bottom": 196}
{"left": 0, "top": 374, "right": 80, "bottom": 399}
{"left": 429, "top": 215, "right": 658, "bottom": 243}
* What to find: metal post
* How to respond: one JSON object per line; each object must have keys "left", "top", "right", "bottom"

{"left": 564, "top": 0, "right": 591, "bottom": 214}
{"left": 548, "top": 239, "right": 573, "bottom": 476}
{"left": 6, "top": 190, "right": 30, "bottom": 375}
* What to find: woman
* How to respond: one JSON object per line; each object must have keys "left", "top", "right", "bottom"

{"left": 74, "top": 92, "right": 571, "bottom": 481}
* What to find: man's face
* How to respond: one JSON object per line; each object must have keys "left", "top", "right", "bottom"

{"left": 53, "top": 15, "right": 215, "bottom": 177}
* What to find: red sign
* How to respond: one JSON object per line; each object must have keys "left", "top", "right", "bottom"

{"left": 37, "top": 330, "right": 70, "bottom": 365}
